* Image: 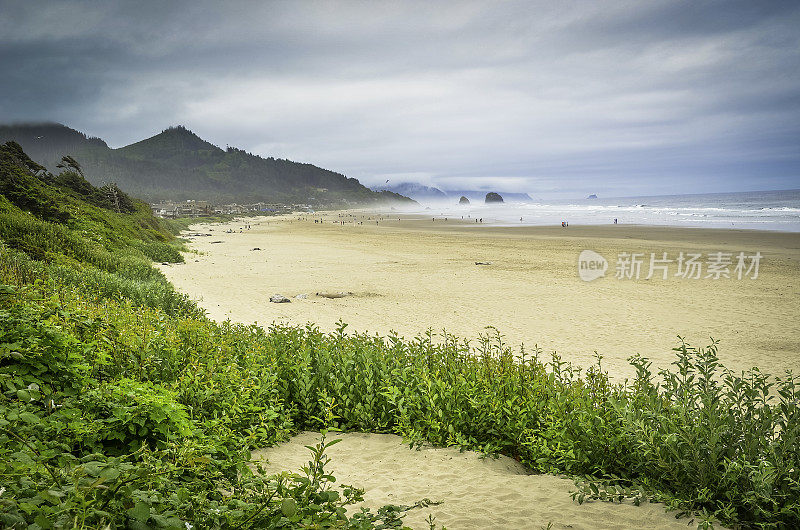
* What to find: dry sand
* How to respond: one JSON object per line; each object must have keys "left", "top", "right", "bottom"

{"left": 161, "top": 213, "right": 800, "bottom": 380}
{"left": 252, "top": 431, "right": 700, "bottom": 529}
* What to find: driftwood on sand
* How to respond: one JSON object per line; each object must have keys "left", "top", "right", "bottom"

{"left": 316, "top": 291, "right": 352, "bottom": 299}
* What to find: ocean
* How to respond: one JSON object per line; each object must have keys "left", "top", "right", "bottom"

{"left": 406, "top": 189, "right": 800, "bottom": 232}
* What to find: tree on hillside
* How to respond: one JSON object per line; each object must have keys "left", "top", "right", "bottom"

{"left": 99, "top": 182, "right": 135, "bottom": 213}
{"left": 56, "top": 155, "right": 83, "bottom": 177}
{"left": 2, "top": 141, "right": 47, "bottom": 177}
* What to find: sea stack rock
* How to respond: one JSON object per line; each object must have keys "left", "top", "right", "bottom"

{"left": 458, "top": 196, "right": 470, "bottom": 205}
{"left": 485, "top": 192, "right": 504, "bottom": 204}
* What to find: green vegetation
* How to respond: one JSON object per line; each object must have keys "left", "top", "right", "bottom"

{"left": 1, "top": 144, "right": 799, "bottom": 529}
{"left": 0, "top": 123, "right": 414, "bottom": 206}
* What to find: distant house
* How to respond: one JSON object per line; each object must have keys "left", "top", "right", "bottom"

{"left": 218, "top": 204, "right": 245, "bottom": 215}
{"left": 151, "top": 202, "right": 178, "bottom": 218}
{"left": 152, "top": 200, "right": 213, "bottom": 218}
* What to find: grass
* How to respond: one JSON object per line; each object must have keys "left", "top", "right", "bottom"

{"left": 1, "top": 142, "right": 798, "bottom": 528}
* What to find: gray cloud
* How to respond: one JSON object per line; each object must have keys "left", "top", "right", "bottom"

{"left": 1, "top": 0, "right": 798, "bottom": 197}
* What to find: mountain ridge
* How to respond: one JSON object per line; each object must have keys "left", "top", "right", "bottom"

{"left": 370, "top": 181, "right": 448, "bottom": 201}
{"left": 0, "top": 123, "right": 412, "bottom": 206}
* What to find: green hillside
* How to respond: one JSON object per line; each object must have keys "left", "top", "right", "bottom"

{"left": 0, "top": 123, "right": 412, "bottom": 205}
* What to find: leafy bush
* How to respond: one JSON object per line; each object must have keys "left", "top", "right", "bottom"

{"left": 76, "top": 379, "right": 195, "bottom": 453}
{"left": 0, "top": 293, "right": 89, "bottom": 396}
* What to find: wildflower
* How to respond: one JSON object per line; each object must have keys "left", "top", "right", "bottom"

{"left": 185, "top": 523, "right": 193, "bottom": 530}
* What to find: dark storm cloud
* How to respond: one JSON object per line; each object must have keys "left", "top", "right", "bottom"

{"left": 1, "top": 0, "right": 798, "bottom": 197}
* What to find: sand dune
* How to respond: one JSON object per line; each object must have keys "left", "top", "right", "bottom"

{"left": 253, "top": 431, "right": 702, "bottom": 530}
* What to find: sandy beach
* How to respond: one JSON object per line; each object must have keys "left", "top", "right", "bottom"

{"left": 253, "top": 431, "right": 697, "bottom": 530}
{"left": 161, "top": 212, "right": 800, "bottom": 381}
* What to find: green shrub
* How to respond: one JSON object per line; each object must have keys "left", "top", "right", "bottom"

{"left": 75, "top": 379, "right": 194, "bottom": 453}
{"left": 0, "top": 295, "right": 89, "bottom": 397}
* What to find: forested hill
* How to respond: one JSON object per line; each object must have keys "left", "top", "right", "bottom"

{"left": 0, "top": 123, "right": 412, "bottom": 205}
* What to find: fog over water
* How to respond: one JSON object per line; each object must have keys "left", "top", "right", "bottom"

{"left": 397, "top": 190, "right": 800, "bottom": 232}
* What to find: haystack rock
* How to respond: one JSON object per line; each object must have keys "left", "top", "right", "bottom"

{"left": 459, "top": 196, "right": 470, "bottom": 205}
{"left": 485, "top": 192, "right": 504, "bottom": 203}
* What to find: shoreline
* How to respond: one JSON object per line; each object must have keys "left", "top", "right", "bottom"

{"left": 232, "top": 207, "right": 800, "bottom": 235}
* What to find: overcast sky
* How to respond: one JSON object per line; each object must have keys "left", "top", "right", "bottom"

{"left": 1, "top": 0, "right": 799, "bottom": 197}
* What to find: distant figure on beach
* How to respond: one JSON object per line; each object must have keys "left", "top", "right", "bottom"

{"left": 614, "top": 218, "right": 618, "bottom": 224}
{"left": 561, "top": 221, "right": 565, "bottom": 227}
